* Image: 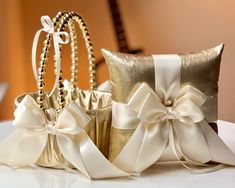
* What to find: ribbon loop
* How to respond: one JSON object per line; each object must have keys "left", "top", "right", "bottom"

{"left": 54, "top": 31, "right": 70, "bottom": 44}
{"left": 40, "top": 16, "right": 54, "bottom": 33}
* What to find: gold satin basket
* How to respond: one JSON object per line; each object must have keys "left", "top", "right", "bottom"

{"left": 15, "top": 11, "right": 112, "bottom": 169}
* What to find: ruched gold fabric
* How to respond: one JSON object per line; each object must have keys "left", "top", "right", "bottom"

{"left": 102, "top": 44, "right": 224, "bottom": 161}
{"left": 14, "top": 89, "right": 112, "bottom": 169}
{"left": 74, "top": 88, "right": 112, "bottom": 158}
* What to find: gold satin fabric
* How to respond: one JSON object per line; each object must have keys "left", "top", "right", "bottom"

{"left": 102, "top": 44, "right": 224, "bottom": 161}
{"left": 15, "top": 89, "right": 112, "bottom": 169}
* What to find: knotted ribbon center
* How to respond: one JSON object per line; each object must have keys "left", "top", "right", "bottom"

{"left": 166, "top": 107, "right": 180, "bottom": 120}
{"left": 46, "top": 121, "right": 57, "bottom": 135}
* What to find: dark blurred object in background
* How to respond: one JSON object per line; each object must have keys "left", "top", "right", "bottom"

{"left": 0, "top": 83, "right": 8, "bottom": 103}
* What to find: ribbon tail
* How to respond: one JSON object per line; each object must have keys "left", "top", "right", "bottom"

{"left": 57, "top": 132, "right": 129, "bottom": 179}
{"left": 169, "top": 124, "right": 225, "bottom": 173}
{"left": 199, "top": 120, "right": 235, "bottom": 166}
{"left": 57, "top": 134, "right": 90, "bottom": 179}
{"left": 113, "top": 121, "right": 169, "bottom": 173}
{"left": 173, "top": 120, "right": 211, "bottom": 164}
{"left": 0, "top": 129, "right": 47, "bottom": 167}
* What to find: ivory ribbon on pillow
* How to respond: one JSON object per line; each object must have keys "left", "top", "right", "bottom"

{"left": 0, "top": 95, "right": 129, "bottom": 179}
{"left": 112, "top": 55, "right": 235, "bottom": 173}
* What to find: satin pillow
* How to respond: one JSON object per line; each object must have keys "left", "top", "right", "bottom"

{"left": 102, "top": 44, "right": 224, "bottom": 161}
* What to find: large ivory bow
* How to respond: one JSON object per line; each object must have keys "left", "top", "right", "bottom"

{"left": 112, "top": 83, "right": 235, "bottom": 173}
{"left": 32, "top": 16, "right": 70, "bottom": 96}
{"left": 0, "top": 95, "right": 128, "bottom": 179}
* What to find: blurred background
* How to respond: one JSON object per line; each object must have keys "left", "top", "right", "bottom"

{"left": 0, "top": 0, "right": 235, "bottom": 122}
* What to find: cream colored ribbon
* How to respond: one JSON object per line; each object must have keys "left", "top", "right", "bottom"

{"left": 32, "top": 16, "right": 70, "bottom": 97}
{"left": 112, "top": 55, "right": 235, "bottom": 173}
{"left": 0, "top": 95, "right": 129, "bottom": 179}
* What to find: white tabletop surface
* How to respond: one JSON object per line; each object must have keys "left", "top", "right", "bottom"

{"left": 0, "top": 120, "right": 235, "bottom": 188}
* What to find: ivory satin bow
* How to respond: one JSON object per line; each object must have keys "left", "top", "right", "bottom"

{"left": 32, "top": 16, "right": 70, "bottom": 97}
{"left": 0, "top": 95, "right": 128, "bottom": 179}
{"left": 112, "top": 83, "right": 235, "bottom": 173}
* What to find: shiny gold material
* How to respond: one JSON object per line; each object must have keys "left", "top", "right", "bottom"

{"left": 75, "top": 89, "right": 112, "bottom": 158}
{"left": 36, "top": 135, "right": 73, "bottom": 169}
{"left": 109, "top": 128, "right": 134, "bottom": 161}
{"left": 102, "top": 44, "right": 224, "bottom": 160}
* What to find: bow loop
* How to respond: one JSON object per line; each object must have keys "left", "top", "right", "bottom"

{"left": 13, "top": 95, "right": 47, "bottom": 132}
{"left": 175, "top": 85, "right": 207, "bottom": 107}
{"left": 128, "top": 83, "right": 166, "bottom": 123}
{"left": 175, "top": 99, "right": 205, "bottom": 123}
{"left": 54, "top": 31, "right": 70, "bottom": 44}
{"left": 133, "top": 92, "right": 166, "bottom": 124}
{"left": 55, "top": 102, "right": 89, "bottom": 135}
{"left": 40, "top": 16, "right": 54, "bottom": 33}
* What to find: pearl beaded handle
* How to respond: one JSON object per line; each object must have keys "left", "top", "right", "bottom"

{"left": 56, "top": 13, "right": 97, "bottom": 110}
{"left": 36, "top": 11, "right": 68, "bottom": 109}
{"left": 37, "top": 12, "right": 96, "bottom": 111}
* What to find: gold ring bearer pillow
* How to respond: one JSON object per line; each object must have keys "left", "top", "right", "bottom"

{"left": 102, "top": 45, "right": 235, "bottom": 173}
{"left": 0, "top": 11, "right": 129, "bottom": 179}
